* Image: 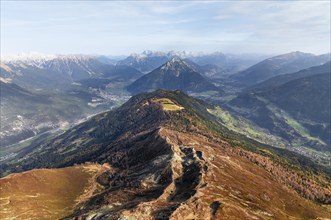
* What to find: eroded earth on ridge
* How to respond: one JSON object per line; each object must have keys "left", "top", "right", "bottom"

{"left": 1, "top": 90, "right": 330, "bottom": 220}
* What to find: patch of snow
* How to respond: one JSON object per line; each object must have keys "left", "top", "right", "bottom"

{"left": 0, "top": 77, "right": 12, "bottom": 83}
{"left": 1, "top": 52, "right": 57, "bottom": 63}
{"left": 1, "top": 53, "right": 97, "bottom": 71}
{"left": 0, "top": 63, "right": 13, "bottom": 72}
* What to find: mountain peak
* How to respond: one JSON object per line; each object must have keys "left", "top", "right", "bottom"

{"left": 0, "top": 76, "right": 12, "bottom": 84}
{"left": 1, "top": 53, "right": 96, "bottom": 64}
{"left": 232, "top": 51, "right": 331, "bottom": 86}
{"left": 1, "top": 52, "right": 57, "bottom": 63}
{"left": 169, "top": 56, "right": 182, "bottom": 62}
{"left": 2, "top": 87, "right": 331, "bottom": 219}
{"left": 160, "top": 57, "right": 191, "bottom": 76}
{"left": 267, "top": 51, "right": 314, "bottom": 61}
{"left": 127, "top": 57, "right": 218, "bottom": 94}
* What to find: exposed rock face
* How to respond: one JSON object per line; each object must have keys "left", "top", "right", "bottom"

{"left": 55, "top": 127, "right": 330, "bottom": 220}
{"left": 127, "top": 58, "right": 218, "bottom": 94}
{"left": 1, "top": 90, "right": 331, "bottom": 219}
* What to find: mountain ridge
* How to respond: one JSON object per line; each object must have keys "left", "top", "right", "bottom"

{"left": 231, "top": 51, "right": 330, "bottom": 86}
{"left": 127, "top": 59, "right": 219, "bottom": 94}
{"left": 117, "top": 50, "right": 269, "bottom": 73}
{"left": 1, "top": 48, "right": 331, "bottom": 219}
{"left": 246, "top": 61, "right": 331, "bottom": 91}
{"left": 228, "top": 69, "right": 331, "bottom": 151}
{"left": 1, "top": 90, "right": 331, "bottom": 219}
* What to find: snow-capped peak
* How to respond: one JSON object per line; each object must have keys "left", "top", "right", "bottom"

{"left": 1, "top": 53, "right": 98, "bottom": 70}
{"left": 167, "top": 50, "right": 203, "bottom": 58}
{"left": 266, "top": 51, "right": 314, "bottom": 62}
{"left": 1, "top": 52, "right": 96, "bottom": 63}
{"left": 129, "top": 50, "right": 167, "bottom": 60}
{"left": 128, "top": 50, "right": 204, "bottom": 60}
{"left": 169, "top": 57, "right": 182, "bottom": 63}
{"left": 1, "top": 52, "right": 57, "bottom": 63}
{"left": 160, "top": 58, "right": 192, "bottom": 77}
{"left": 0, "top": 76, "right": 12, "bottom": 83}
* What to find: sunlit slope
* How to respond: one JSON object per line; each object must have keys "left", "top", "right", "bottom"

{"left": 0, "top": 164, "right": 108, "bottom": 220}
{"left": 1, "top": 90, "right": 330, "bottom": 219}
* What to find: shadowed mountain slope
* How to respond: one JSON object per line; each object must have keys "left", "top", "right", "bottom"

{"left": 229, "top": 71, "right": 331, "bottom": 151}
{"left": 127, "top": 58, "right": 219, "bottom": 94}
{"left": 1, "top": 90, "right": 330, "bottom": 219}
{"left": 231, "top": 52, "right": 330, "bottom": 86}
{"left": 0, "top": 56, "right": 142, "bottom": 148}
{"left": 247, "top": 61, "right": 331, "bottom": 91}
{"left": 1, "top": 55, "right": 143, "bottom": 91}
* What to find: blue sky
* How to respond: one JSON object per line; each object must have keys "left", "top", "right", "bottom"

{"left": 1, "top": 1, "right": 330, "bottom": 55}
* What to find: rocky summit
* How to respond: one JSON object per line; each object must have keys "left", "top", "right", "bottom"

{"left": 1, "top": 90, "right": 331, "bottom": 220}
{"left": 127, "top": 58, "right": 219, "bottom": 94}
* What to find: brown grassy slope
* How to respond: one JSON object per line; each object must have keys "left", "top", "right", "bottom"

{"left": 0, "top": 164, "right": 109, "bottom": 220}
{"left": 160, "top": 129, "right": 331, "bottom": 220}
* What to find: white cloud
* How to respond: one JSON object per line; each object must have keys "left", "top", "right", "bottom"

{"left": 1, "top": 1, "right": 330, "bottom": 55}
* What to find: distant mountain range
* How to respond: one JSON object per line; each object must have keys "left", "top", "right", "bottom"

{"left": 231, "top": 51, "right": 330, "bottom": 86}
{"left": 127, "top": 58, "right": 219, "bottom": 94}
{"left": 247, "top": 61, "right": 331, "bottom": 91}
{"left": 0, "top": 79, "right": 51, "bottom": 146}
{"left": 1, "top": 54, "right": 143, "bottom": 91}
{"left": 183, "top": 59, "right": 228, "bottom": 80}
{"left": 0, "top": 78, "right": 109, "bottom": 147}
{"left": 1, "top": 50, "right": 331, "bottom": 219}
{"left": 117, "top": 50, "right": 170, "bottom": 73}
{"left": 1, "top": 50, "right": 330, "bottom": 156}
{"left": 0, "top": 55, "right": 141, "bottom": 147}
{"left": 228, "top": 62, "right": 331, "bottom": 151}
{"left": 4, "top": 51, "right": 327, "bottom": 89}
{"left": 117, "top": 50, "right": 269, "bottom": 74}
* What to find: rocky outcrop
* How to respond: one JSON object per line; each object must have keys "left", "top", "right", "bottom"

{"left": 2, "top": 90, "right": 331, "bottom": 220}
{"left": 60, "top": 128, "right": 331, "bottom": 219}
